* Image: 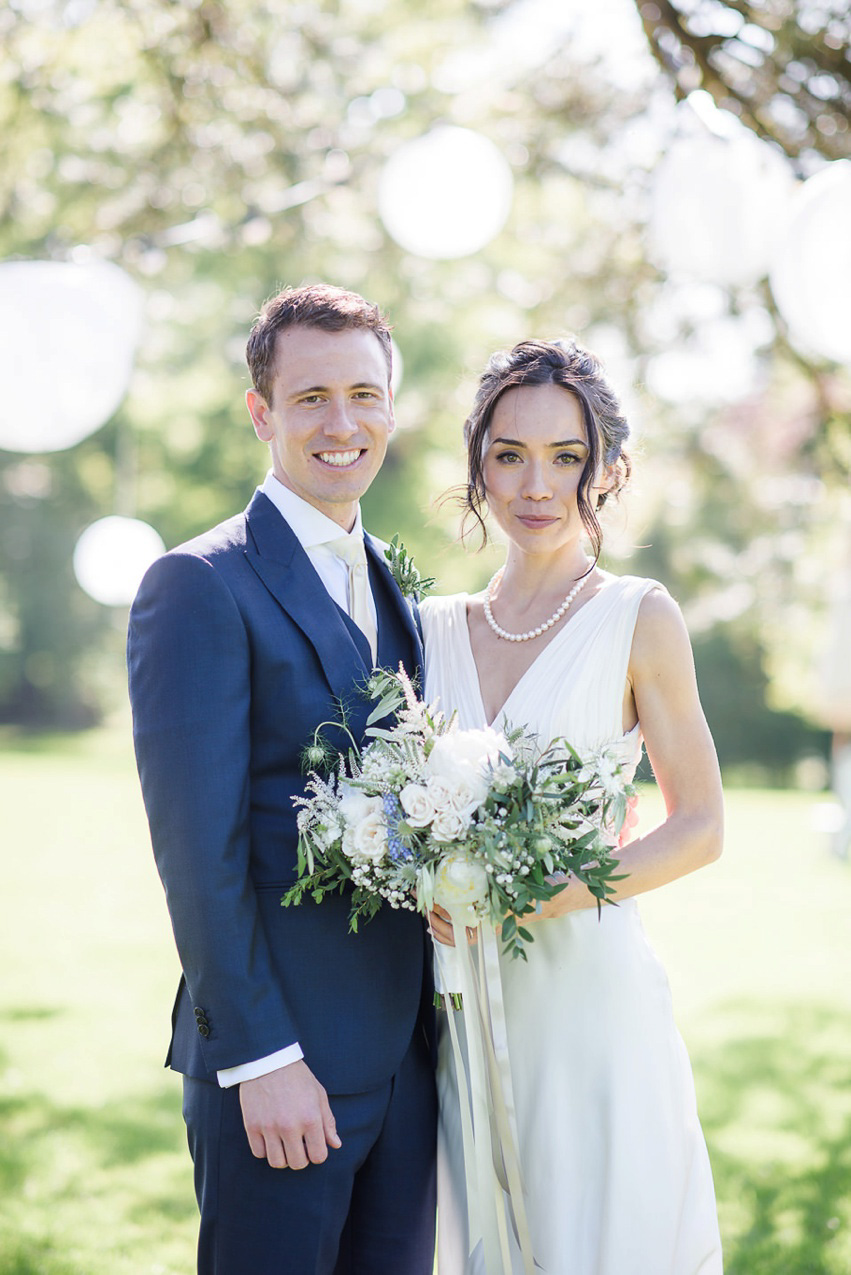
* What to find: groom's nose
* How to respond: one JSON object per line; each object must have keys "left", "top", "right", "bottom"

{"left": 322, "top": 396, "right": 359, "bottom": 439}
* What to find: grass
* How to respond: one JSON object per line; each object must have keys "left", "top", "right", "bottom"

{"left": 1, "top": 717, "right": 850, "bottom": 1273}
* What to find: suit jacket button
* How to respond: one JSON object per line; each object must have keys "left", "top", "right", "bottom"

{"left": 194, "top": 1006, "right": 205, "bottom": 1020}
{"left": 198, "top": 1024, "right": 210, "bottom": 1037}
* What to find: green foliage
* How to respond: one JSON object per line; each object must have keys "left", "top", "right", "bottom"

{"left": 383, "top": 534, "right": 436, "bottom": 601}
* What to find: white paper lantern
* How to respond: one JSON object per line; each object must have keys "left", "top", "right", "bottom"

{"left": 648, "top": 132, "right": 794, "bottom": 287}
{"left": 0, "top": 258, "right": 143, "bottom": 453}
{"left": 768, "top": 160, "right": 851, "bottom": 366}
{"left": 73, "top": 516, "right": 165, "bottom": 607}
{"left": 378, "top": 127, "right": 514, "bottom": 259}
{"left": 645, "top": 312, "right": 771, "bottom": 405}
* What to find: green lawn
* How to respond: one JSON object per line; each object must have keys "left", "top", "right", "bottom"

{"left": 1, "top": 719, "right": 849, "bottom": 1273}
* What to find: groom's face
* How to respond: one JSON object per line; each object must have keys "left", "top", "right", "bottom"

{"left": 246, "top": 325, "right": 395, "bottom": 531}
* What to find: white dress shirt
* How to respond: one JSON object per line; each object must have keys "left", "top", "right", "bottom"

{"left": 217, "top": 474, "right": 378, "bottom": 1088}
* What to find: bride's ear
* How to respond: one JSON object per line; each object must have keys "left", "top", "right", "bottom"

{"left": 593, "top": 463, "right": 618, "bottom": 510}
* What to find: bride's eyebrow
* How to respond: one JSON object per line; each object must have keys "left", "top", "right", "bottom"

{"left": 491, "top": 436, "right": 589, "bottom": 449}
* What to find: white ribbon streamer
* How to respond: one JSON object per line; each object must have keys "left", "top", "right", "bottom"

{"left": 434, "top": 913, "right": 539, "bottom": 1274}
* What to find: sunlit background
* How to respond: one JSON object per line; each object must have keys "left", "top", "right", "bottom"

{"left": 1, "top": 0, "right": 850, "bottom": 1271}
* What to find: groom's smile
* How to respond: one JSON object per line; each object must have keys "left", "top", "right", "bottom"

{"left": 246, "top": 325, "right": 396, "bottom": 530}
{"left": 316, "top": 448, "right": 366, "bottom": 468}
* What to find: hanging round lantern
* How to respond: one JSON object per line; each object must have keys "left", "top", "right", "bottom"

{"left": 73, "top": 516, "right": 165, "bottom": 607}
{"left": 768, "top": 160, "right": 851, "bottom": 366}
{"left": 378, "top": 127, "right": 514, "bottom": 259}
{"left": 648, "top": 132, "right": 794, "bottom": 287}
{"left": 0, "top": 258, "right": 143, "bottom": 454}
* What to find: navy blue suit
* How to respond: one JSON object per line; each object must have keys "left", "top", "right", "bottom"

{"left": 128, "top": 490, "right": 436, "bottom": 1274}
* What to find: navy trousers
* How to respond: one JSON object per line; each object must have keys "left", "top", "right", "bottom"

{"left": 183, "top": 1028, "right": 437, "bottom": 1275}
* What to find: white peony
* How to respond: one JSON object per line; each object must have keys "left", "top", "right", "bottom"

{"left": 433, "top": 852, "right": 490, "bottom": 924}
{"left": 426, "top": 726, "right": 511, "bottom": 812}
{"left": 427, "top": 725, "right": 511, "bottom": 777}
{"left": 399, "top": 783, "right": 436, "bottom": 827}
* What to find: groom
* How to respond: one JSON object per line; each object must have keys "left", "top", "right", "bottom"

{"left": 127, "top": 283, "right": 437, "bottom": 1273}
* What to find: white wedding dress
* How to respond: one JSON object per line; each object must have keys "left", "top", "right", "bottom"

{"left": 421, "top": 576, "right": 722, "bottom": 1275}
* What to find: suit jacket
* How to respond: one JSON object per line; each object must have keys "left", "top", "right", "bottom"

{"left": 127, "top": 490, "right": 431, "bottom": 1094}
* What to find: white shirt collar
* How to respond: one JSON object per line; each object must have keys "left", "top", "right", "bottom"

{"left": 260, "top": 471, "right": 365, "bottom": 550}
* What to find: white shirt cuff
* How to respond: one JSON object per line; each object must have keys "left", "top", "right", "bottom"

{"left": 216, "top": 1043, "right": 304, "bottom": 1088}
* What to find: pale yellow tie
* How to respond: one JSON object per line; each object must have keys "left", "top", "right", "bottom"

{"left": 327, "top": 535, "right": 378, "bottom": 665}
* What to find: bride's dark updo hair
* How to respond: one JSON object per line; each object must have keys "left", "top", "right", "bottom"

{"left": 462, "top": 338, "right": 632, "bottom": 560}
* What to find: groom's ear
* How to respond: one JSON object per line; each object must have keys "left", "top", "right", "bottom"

{"left": 387, "top": 387, "right": 397, "bottom": 438}
{"left": 246, "top": 388, "right": 273, "bottom": 443}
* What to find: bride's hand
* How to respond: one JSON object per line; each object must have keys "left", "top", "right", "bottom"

{"left": 527, "top": 873, "right": 590, "bottom": 921}
{"left": 428, "top": 903, "right": 479, "bottom": 947}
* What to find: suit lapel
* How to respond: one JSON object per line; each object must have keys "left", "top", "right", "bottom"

{"left": 243, "top": 492, "right": 370, "bottom": 703}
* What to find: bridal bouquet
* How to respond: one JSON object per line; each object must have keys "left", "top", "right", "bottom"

{"left": 282, "top": 667, "right": 633, "bottom": 961}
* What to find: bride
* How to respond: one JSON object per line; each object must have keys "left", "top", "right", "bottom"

{"left": 422, "top": 339, "right": 724, "bottom": 1274}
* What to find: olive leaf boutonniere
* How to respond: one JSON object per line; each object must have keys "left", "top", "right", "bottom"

{"left": 383, "top": 534, "right": 436, "bottom": 602}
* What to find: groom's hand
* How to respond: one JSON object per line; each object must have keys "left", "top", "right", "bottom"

{"left": 239, "top": 1060, "right": 342, "bottom": 1169}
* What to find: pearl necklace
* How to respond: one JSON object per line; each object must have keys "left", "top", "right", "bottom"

{"left": 483, "top": 565, "right": 592, "bottom": 643}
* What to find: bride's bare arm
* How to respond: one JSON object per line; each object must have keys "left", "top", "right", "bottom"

{"left": 534, "top": 588, "right": 724, "bottom": 920}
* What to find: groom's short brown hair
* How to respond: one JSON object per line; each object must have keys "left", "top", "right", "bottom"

{"left": 246, "top": 282, "right": 393, "bottom": 406}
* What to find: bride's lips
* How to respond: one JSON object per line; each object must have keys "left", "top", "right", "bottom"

{"left": 516, "top": 514, "right": 559, "bottom": 528}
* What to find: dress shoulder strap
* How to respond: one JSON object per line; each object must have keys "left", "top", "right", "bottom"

{"left": 574, "top": 575, "right": 667, "bottom": 742}
{"left": 604, "top": 574, "right": 667, "bottom": 684}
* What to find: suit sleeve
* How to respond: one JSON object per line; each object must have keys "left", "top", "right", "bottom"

{"left": 127, "top": 550, "right": 298, "bottom": 1072}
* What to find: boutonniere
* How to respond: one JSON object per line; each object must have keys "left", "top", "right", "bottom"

{"left": 383, "top": 534, "right": 436, "bottom": 602}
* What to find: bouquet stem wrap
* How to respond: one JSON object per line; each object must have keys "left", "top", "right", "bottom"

{"left": 434, "top": 918, "right": 538, "bottom": 1274}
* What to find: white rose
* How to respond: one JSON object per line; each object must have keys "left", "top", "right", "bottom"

{"left": 426, "top": 773, "right": 484, "bottom": 819}
{"left": 431, "top": 807, "right": 470, "bottom": 843}
{"left": 399, "top": 783, "right": 436, "bottom": 827}
{"left": 342, "top": 807, "right": 387, "bottom": 863}
{"left": 339, "top": 785, "right": 381, "bottom": 827}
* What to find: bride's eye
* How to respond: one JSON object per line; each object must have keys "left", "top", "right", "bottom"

{"left": 555, "top": 452, "right": 582, "bottom": 466}
{"left": 494, "top": 450, "right": 522, "bottom": 464}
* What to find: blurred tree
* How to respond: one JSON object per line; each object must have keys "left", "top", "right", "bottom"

{"left": 0, "top": 0, "right": 842, "bottom": 780}
{"left": 0, "top": 0, "right": 656, "bottom": 725}
{"left": 633, "top": 0, "right": 850, "bottom": 164}
{"left": 628, "top": 0, "right": 851, "bottom": 741}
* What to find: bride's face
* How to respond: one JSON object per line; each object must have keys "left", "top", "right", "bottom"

{"left": 482, "top": 383, "right": 600, "bottom": 554}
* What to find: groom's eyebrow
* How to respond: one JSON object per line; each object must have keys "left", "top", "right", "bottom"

{"left": 291, "top": 381, "right": 385, "bottom": 396}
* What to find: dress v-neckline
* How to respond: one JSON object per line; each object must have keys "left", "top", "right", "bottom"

{"left": 461, "top": 578, "right": 618, "bottom": 729}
